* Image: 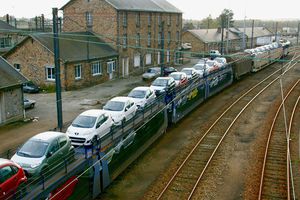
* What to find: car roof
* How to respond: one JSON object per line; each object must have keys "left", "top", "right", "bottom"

{"left": 110, "top": 96, "right": 133, "bottom": 102}
{"left": 156, "top": 77, "right": 173, "bottom": 80}
{"left": 30, "top": 131, "right": 66, "bottom": 142}
{"left": 131, "top": 86, "right": 151, "bottom": 91}
{"left": 80, "top": 109, "right": 106, "bottom": 117}
{"left": 182, "top": 68, "right": 195, "bottom": 70}
{"left": 170, "top": 72, "right": 186, "bottom": 76}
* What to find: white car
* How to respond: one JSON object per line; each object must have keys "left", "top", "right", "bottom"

{"left": 181, "top": 68, "right": 198, "bottom": 80}
{"left": 193, "top": 63, "right": 209, "bottom": 77}
{"left": 150, "top": 77, "right": 176, "bottom": 95}
{"left": 24, "top": 98, "right": 36, "bottom": 109}
{"left": 127, "top": 87, "right": 156, "bottom": 109}
{"left": 66, "top": 109, "right": 115, "bottom": 146}
{"left": 214, "top": 57, "right": 227, "bottom": 65}
{"left": 103, "top": 97, "right": 137, "bottom": 125}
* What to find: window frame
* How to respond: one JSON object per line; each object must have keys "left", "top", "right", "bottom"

{"left": 147, "top": 32, "right": 151, "bottom": 47}
{"left": 74, "top": 64, "right": 82, "bottom": 80}
{"left": 148, "top": 13, "right": 152, "bottom": 26}
{"left": 85, "top": 12, "right": 93, "bottom": 27}
{"left": 136, "top": 33, "right": 141, "bottom": 47}
{"left": 107, "top": 61, "right": 116, "bottom": 73}
{"left": 146, "top": 53, "right": 152, "bottom": 65}
{"left": 91, "top": 61, "right": 102, "bottom": 76}
{"left": 123, "top": 12, "right": 127, "bottom": 27}
{"left": 123, "top": 33, "right": 127, "bottom": 49}
{"left": 46, "top": 66, "right": 55, "bottom": 81}
{"left": 168, "top": 31, "right": 171, "bottom": 44}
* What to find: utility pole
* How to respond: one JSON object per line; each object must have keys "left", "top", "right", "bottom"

{"left": 297, "top": 22, "right": 300, "bottom": 45}
{"left": 6, "top": 14, "right": 9, "bottom": 24}
{"left": 35, "top": 16, "right": 38, "bottom": 31}
{"left": 41, "top": 14, "right": 45, "bottom": 32}
{"left": 250, "top": 20, "right": 254, "bottom": 48}
{"left": 220, "top": 16, "right": 224, "bottom": 55}
{"left": 242, "top": 17, "right": 246, "bottom": 50}
{"left": 226, "top": 14, "right": 230, "bottom": 54}
{"left": 275, "top": 22, "right": 278, "bottom": 42}
{"left": 160, "top": 21, "right": 165, "bottom": 76}
{"left": 52, "top": 8, "right": 63, "bottom": 131}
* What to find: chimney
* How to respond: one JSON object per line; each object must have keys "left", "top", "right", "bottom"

{"left": 217, "top": 27, "right": 221, "bottom": 33}
{"left": 6, "top": 14, "right": 9, "bottom": 24}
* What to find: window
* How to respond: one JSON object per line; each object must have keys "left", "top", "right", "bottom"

{"left": 158, "top": 14, "right": 162, "bottom": 26}
{"left": 136, "top": 12, "right": 140, "bottom": 27}
{"left": 0, "top": 166, "right": 16, "bottom": 184}
{"left": 134, "top": 54, "right": 140, "bottom": 67}
{"left": 136, "top": 33, "right": 140, "bottom": 47}
{"left": 168, "top": 31, "right": 171, "bottom": 44}
{"left": 59, "top": 137, "right": 67, "bottom": 148}
{"left": 49, "top": 140, "right": 59, "bottom": 154}
{"left": 168, "top": 14, "right": 171, "bottom": 26}
{"left": 176, "top": 31, "right": 180, "bottom": 43}
{"left": 86, "top": 12, "right": 93, "bottom": 27}
{"left": 46, "top": 66, "right": 55, "bottom": 81}
{"left": 74, "top": 64, "right": 82, "bottom": 79}
{"left": 107, "top": 61, "right": 116, "bottom": 73}
{"left": 146, "top": 53, "right": 152, "bottom": 65}
{"left": 123, "top": 34, "right": 127, "bottom": 49}
{"left": 147, "top": 32, "right": 151, "bottom": 47}
{"left": 0, "top": 37, "right": 11, "bottom": 48}
{"left": 176, "top": 14, "right": 180, "bottom": 26}
{"left": 14, "top": 63, "right": 20, "bottom": 71}
{"left": 158, "top": 32, "right": 161, "bottom": 45}
{"left": 91, "top": 62, "right": 102, "bottom": 76}
{"left": 167, "top": 50, "right": 170, "bottom": 63}
{"left": 123, "top": 12, "right": 127, "bottom": 27}
{"left": 148, "top": 13, "right": 152, "bottom": 26}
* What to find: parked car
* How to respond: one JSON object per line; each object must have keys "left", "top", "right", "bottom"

{"left": 214, "top": 57, "right": 227, "bottom": 65}
{"left": 163, "top": 66, "right": 177, "bottom": 76}
{"left": 0, "top": 158, "right": 27, "bottom": 200}
{"left": 169, "top": 72, "right": 188, "bottom": 86}
{"left": 127, "top": 87, "right": 156, "bottom": 109}
{"left": 142, "top": 67, "right": 161, "bottom": 81}
{"left": 103, "top": 97, "right": 137, "bottom": 125}
{"left": 206, "top": 60, "right": 221, "bottom": 73}
{"left": 193, "top": 63, "right": 209, "bottom": 77}
{"left": 150, "top": 77, "right": 176, "bottom": 95}
{"left": 181, "top": 68, "right": 198, "bottom": 80}
{"left": 24, "top": 98, "right": 36, "bottom": 109}
{"left": 11, "top": 132, "right": 74, "bottom": 177}
{"left": 23, "top": 82, "right": 39, "bottom": 93}
{"left": 66, "top": 110, "right": 115, "bottom": 146}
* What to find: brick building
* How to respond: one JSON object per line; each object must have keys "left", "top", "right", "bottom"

{"left": 4, "top": 32, "right": 117, "bottom": 90}
{"left": 61, "top": 0, "right": 183, "bottom": 77}
{"left": 0, "top": 56, "right": 28, "bottom": 125}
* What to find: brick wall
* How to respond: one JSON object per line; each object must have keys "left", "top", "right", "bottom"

{"left": 182, "top": 31, "right": 206, "bottom": 56}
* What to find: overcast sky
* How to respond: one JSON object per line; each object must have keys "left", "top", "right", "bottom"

{"left": 1, "top": 0, "right": 300, "bottom": 20}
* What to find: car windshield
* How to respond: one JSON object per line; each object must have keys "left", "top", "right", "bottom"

{"left": 72, "top": 115, "right": 97, "bottom": 128}
{"left": 194, "top": 64, "right": 205, "bottom": 70}
{"left": 103, "top": 101, "right": 125, "bottom": 111}
{"left": 147, "top": 68, "right": 157, "bottom": 73}
{"left": 170, "top": 74, "right": 181, "bottom": 80}
{"left": 128, "top": 90, "right": 146, "bottom": 99}
{"left": 17, "top": 140, "right": 49, "bottom": 158}
{"left": 182, "top": 69, "right": 192, "bottom": 75}
{"left": 152, "top": 79, "right": 168, "bottom": 87}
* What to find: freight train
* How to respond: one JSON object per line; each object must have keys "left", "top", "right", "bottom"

{"left": 3, "top": 41, "right": 291, "bottom": 200}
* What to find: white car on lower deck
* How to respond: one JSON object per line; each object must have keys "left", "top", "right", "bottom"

{"left": 103, "top": 96, "right": 138, "bottom": 125}
{"left": 127, "top": 87, "right": 156, "bottom": 109}
{"left": 66, "top": 109, "right": 114, "bottom": 146}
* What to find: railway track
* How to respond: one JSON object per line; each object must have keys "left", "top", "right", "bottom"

{"left": 156, "top": 52, "right": 300, "bottom": 200}
{"left": 258, "top": 79, "right": 300, "bottom": 200}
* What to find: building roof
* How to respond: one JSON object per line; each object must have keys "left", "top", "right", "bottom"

{"left": 61, "top": 0, "right": 181, "bottom": 13}
{"left": 238, "top": 27, "right": 273, "bottom": 38}
{"left": 0, "top": 56, "right": 28, "bottom": 90}
{"left": 186, "top": 29, "right": 240, "bottom": 43}
{"left": 0, "top": 20, "right": 17, "bottom": 32}
{"left": 6, "top": 32, "right": 118, "bottom": 63}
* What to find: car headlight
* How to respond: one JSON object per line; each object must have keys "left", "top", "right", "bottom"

{"left": 31, "top": 163, "right": 41, "bottom": 169}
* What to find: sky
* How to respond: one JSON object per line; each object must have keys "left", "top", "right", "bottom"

{"left": 1, "top": 0, "right": 300, "bottom": 20}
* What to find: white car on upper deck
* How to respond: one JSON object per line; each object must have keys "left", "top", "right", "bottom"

{"left": 127, "top": 87, "right": 156, "bottom": 109}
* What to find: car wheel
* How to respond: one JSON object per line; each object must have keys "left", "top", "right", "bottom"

{"left": 30, "top": 103, "right": 35, "bottom": 108}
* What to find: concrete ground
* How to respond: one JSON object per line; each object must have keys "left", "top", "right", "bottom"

{"left": 0, "top": 61, "right": 197, "bottom": 154}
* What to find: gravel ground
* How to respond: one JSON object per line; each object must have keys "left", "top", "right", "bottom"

{"left": 98, "top": 61, "right": 300, "bottom": 200}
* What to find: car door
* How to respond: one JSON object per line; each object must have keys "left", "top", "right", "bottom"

{"left": 58, "top": 136, "right": 69, "bottom": 157}
{"left": 95, "top": 114, "right": 110, "bottom": 137}
{"left": 0, "top": 165, "right": 18, "bottom": 199}
{"left": 46, "top": 139, "right": 60, "bottom": 168}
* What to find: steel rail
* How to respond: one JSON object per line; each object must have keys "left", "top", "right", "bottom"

{"left": 157, "top": 52, "right": 300, "bottom": 200}
{"left": 258, "top": 79, "right": 300, "bottom": 200}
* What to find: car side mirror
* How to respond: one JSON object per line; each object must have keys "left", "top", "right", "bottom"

{"left": 47, "top": 152, "right": 53, "bottom": 158}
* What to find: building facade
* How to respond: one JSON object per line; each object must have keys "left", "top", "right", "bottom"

{"left": 0, "top": 56, "right": 28, "bottom": 125}
{"left": 4, "top": 32, "right": 118, "bottom": 90}
{"left": 61, "top": 0, "right": 183, "bottom": 77}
